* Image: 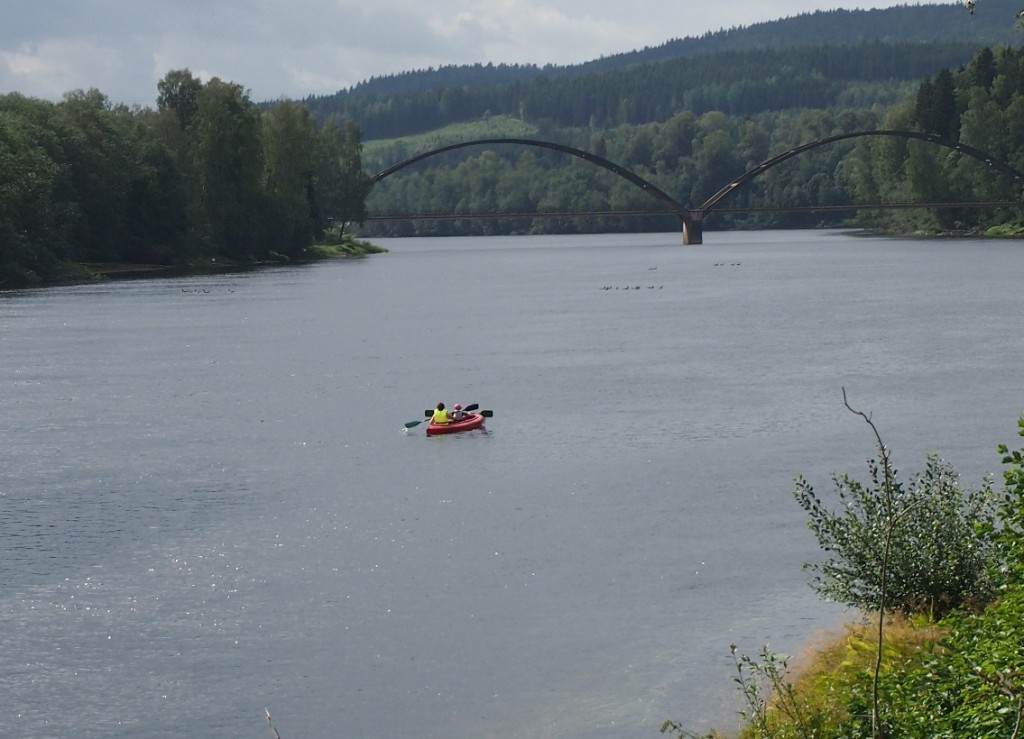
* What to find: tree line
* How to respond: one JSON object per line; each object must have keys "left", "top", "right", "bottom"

{"left": 0, "top": 70, "right": 372, "bottom": 287}
{"left": 358, "top": 45, "right": 1024, "bottom": 238}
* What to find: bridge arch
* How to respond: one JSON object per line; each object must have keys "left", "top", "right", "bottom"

{"left": 698, "top": 129, "right": 1024, "bottom": 215}
{"left": 371, "top": 131, "right": 1024, "bottom": 244}
{"left": 371, "top": 137, "right": 689, "bottom": 224}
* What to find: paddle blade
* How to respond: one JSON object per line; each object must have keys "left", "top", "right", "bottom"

{"left": 424, "top": 410, "right": 432, "bottom": 417}
{"left": 463, "top": 403, "right": 479, "bottom": 412}
{"left": 479, "top": 410, "right": 493, "bottom": 417}
{"left": 405, "top": 419, "right": 425, "bottom": 428}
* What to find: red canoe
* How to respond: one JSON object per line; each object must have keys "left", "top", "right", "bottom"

{"left": 426, "top": 412, "right": 486, "bottom": 436}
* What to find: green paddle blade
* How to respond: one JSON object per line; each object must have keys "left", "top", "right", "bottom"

{"left": 479, "top": 410, "right": 493, "bottom": 417}
{"left": 405, "top": 419, "right": 425, "bottom": 428}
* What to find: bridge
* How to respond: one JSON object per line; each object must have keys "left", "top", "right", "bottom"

{"left": 369, "top": 131, "right": 1024, "bottom": 244}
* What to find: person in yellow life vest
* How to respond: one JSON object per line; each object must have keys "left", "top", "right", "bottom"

{"left": 432, "top": 402, "right": 449, "bottom": 424}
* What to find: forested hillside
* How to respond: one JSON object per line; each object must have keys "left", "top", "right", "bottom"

{"left": 306, "top": 0, "right": 1024, "bottom": 139}
{"left": 358, "top": 42, "right": 1024, "bottom": 239}
{"left": 310, "top": 42, "right": 986, "bottom": 140}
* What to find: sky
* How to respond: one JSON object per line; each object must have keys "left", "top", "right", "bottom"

{"left": 0, "top": 1, "right": 932, "bottom": 107}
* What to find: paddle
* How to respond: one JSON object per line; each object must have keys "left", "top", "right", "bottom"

{"left": 402, "top": 408, "right": 438, "bottom": 429}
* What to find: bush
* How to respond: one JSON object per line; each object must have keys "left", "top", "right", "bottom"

{"left": 794, "top": 452, "right": 999, "bottom": 618}
{"left": 994, "top": 414, "right": 1024, "bottom": 583}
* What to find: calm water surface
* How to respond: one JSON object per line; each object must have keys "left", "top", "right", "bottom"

{"left": 2, "top": 230, "right": 1023, "bottom": 738}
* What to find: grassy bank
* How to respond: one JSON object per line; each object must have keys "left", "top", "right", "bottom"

{"left": 306, "top": 233, "right": 388, "bottom": 258}
{"left": 686, "top": 587, "right": 1024, "bottom": 738}
{"left": 664, "top": 411, "right": 1024, "bottom": 738}
{"left": 663, "top": 590, "right": 1024, "bottom": 738}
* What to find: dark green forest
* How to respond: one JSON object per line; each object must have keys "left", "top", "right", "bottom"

{"left": 311, "top": 3, "right": 1022, "bottom": 109}
{"left": 2, "top": 2, "right": 1024, "bottom": 287}
{"left": 1, "top": 71, "right": 372, "bottom": 287}
{"left": 306, "top": 1, "right": 1024, "bottom": 138}
{"left": 308, "top": 42, "right": 987, "bottom": 139}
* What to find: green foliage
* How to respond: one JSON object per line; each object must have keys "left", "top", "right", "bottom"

{"left": 360, "top": 40, "right": 1024, "bottom": 238}
{"left": 0, "top": 68, "right": 382, "bottom": 286}
{"left": 315, "top": 120, "right": 373, "bottom": 235}
{"left": 661, "top": 643, "right": 843, "bottom": 739}
{"left": 994, "top": 415, "right": 1024, "bottom": 582}
{"left": 676, "top": 590, "right": 1024, "bottom": 738}
{"left": 0, "top": 98, "right": 66, "bottom": 285}
{"left": 157, "top": 69, "right": 202, "bottom": 131}
{"left": 673, "top": 416, "right": 1024, "bottom": 738}
{"left": 841, "top": 587, "right": 1024, "bottom": 738}
{"left": 362, "top": 115, "right": 538, "bottom": 168}
{"left": 361, "top": 107, "right": 886, "bottom": 237}
{"left": 308, "top": 233, "right": 386, "bottom": 257}
{"left": 362, "top": 46, "right": 1024, "bottom": 238}
{"left": 984, "top": 223, "right": 1024, "bottom": 235}
{"left": 262, "top": 100, "right": 321, "bottom": 258}
{"left": 313, "top": 40, "right": 998, "bottom": 140}
{"left": 188, "top": 78, "right": 266, "bottom": 260}
{"left": 794, "top": 453, "right": 999, "bottom": 618}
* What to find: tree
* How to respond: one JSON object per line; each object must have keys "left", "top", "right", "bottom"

{"left": 262, "top": 100, "right": 320, "bottom": 258}
{"left": 0, "top": 100, "right": 64, "bottom": 284}
{"left": 189, "top": 78, "right": 266, "bottom": 260}
{"left": 315, "top": 120, "right": 372, "bottom": 236}
{"left": 915, "top": 68, "right": 958, "bottom": 140}
{"left": 57, "top": 89, "right": 178, "bottom": 264}
{"left": 157, "top": 69, "right": 202, "bottom": 131}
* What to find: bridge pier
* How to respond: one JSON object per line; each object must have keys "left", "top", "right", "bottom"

{"left": 682, "top": 213, "right": 703, "bottom": 245}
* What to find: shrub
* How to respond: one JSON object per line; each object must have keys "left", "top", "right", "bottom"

{"left": 794, "top": 451, "right": 999, "bottom": 619}
{"left": 994, "top": 415, "right": 1024, "bottom": 582}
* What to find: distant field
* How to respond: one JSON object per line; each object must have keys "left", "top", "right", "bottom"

{"left": 363, "top": 115, "right": 538, "bottom": 162}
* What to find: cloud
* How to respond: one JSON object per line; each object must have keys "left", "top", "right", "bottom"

{"left": 427, "top": 0, "right": 636, "bottom": 64}
{"left": 1, "top": 38, "right": 151, "bottom": 102}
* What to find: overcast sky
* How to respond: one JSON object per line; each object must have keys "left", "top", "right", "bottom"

{"left": 1, "top": 1, "right": 929, "bottom": 106}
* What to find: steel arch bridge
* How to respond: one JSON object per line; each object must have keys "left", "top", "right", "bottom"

{"left": 371, "top": 132, "right": 1024, "bottom": 244}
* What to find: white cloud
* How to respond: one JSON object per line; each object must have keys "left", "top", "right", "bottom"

{"left": 1, "top": 38, "right": 149, "bottom": 101}
{"left": 427, "top": 0, "right": 648, "bottom": 65}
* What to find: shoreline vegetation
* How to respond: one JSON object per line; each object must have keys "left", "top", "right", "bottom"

{"left": 663, "top": 409, "right": 1024, "bottom": 739}
{"left": 9, "top": 225, "right": 1020, "bottom": 291}
{"left": 7, "top": 234, "right": 386, "bottom": 289}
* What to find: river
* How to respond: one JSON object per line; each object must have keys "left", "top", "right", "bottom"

{"left": 2, "top": 230, "right": 1022, "bottom": 738}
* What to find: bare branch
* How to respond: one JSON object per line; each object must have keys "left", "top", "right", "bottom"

{"left": 842, "top": 387, "right": 893, "bottom": 739}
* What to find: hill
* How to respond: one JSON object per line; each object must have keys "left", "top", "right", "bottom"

{"left": 304, "top": 0, "right": 1023, "bottom": 139}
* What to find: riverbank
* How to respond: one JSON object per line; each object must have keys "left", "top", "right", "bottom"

{"left": 4, "top": 236, "right": 387, "bottom": 289}
{"left": 662, "top": 408, "right": 1024, "bottom": 738}
{"left": 670, "top": 585, "right": 1024, "bottom": 738}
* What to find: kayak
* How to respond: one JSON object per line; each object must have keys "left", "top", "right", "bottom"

{"left": 426, "top": 412, "right": 485, "bottom": 436}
